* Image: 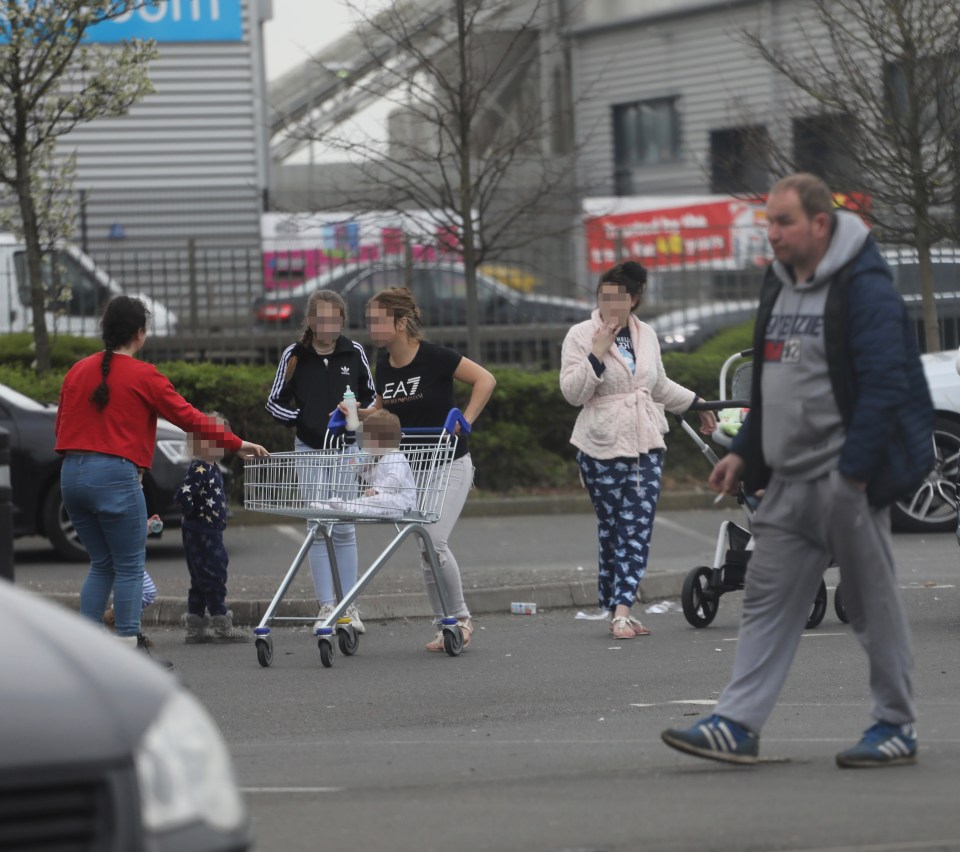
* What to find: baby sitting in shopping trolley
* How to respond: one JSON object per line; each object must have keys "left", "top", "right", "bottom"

{"left": 313, "top": 409, "right": 417, "bottom": 518}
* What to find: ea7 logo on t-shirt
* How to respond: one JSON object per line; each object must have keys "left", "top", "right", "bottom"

{"left": 382, "top": 377, "right": 421, "bottom": 399}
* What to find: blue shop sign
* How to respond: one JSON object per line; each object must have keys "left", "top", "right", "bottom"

{"left": 84, "top": 1, "right": 243, "bottom": 43}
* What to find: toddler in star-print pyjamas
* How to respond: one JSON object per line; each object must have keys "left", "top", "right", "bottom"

{"left": 174, "top": 414, "right": 247, "bottom": 644}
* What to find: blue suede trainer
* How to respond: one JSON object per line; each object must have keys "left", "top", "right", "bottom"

{"left": 835, "top": 722, "right": 917, "bottom": 768}
{"left": 661, "top": 714, "right": 759, "bottom": 765}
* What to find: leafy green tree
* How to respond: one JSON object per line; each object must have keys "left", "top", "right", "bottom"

{"left": 0, "top": 1, "right": 157, "bottom": 373}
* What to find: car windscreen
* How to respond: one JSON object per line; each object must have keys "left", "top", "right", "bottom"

{"left": 14, "top": 250, "right": 107, "bottom": 317}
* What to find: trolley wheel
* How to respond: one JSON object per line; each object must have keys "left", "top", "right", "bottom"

{"left": 318, "top": 636, "right": 336, "bottom": 668}
{"left": 805, "top": 579, "right": 828, "bottom": 629}
{"left": 682, "top": 566, "right": 719, "bottom": 628}
{"left": 337, "top": 626, "right": 360, "bottom": 656}
{"left": 443, "top": 626, "right": 464, "bottom": 657}
{"left": 834, "top": 581, "right": 849, "bottom": 624}
{"left": 255, "top": 637, "right": 273, "bottom": 668}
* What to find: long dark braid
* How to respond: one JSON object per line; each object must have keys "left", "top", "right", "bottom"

{"left": 89, "top": 296, "right": 150, "bottom": 411}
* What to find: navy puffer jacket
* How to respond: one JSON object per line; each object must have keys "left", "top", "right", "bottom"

{"left": 731, "top": 236, "right": 934, "bottom": 508}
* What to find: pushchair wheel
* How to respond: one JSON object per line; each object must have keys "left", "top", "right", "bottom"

{"left": 319, "top": 636, "right": 336, "bottom": 668}
{"left": 834, "top": 581, "right": 849, "bottom": 623}
{"left": 682, "top": 566, "right": 720, "bottom": 628}
{"left": 338, "top": 625, "right": 360, "bottom": 656}
{"left": 805, "top": 579, "right": 828, "bottom": 629}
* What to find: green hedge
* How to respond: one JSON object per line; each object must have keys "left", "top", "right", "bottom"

{"left": 0, "top": 333, "right": 101, "bottom": 371}
{"left": 0, "top": 321, "right": 755, "bottom": 494}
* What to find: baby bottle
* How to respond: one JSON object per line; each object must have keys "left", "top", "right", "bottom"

{"left": 342, "top": 385, "right": 360, "bottom": 431}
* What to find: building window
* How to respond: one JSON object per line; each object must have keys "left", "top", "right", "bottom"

{"left": 709, "top": 125, "right": 770, "bottom": 194}
{"left": 613, "top": 97, "right": 681, "bottom": 193}
{"left": 885, "top": 55, "right": 960, "bottom": 132}
{"left": 793, "top": 113, "right": 859, "bottom": 190}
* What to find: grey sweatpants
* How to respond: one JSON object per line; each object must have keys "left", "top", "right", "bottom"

{"left": 715, "top": 470, "right": 915, "bottom": 734}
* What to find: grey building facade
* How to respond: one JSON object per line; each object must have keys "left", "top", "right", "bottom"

{"left": 65, "top": 0, "right": 273, "bottom": 255}
{"left": 569, "top": 0, "right": 835, "bottom": 199}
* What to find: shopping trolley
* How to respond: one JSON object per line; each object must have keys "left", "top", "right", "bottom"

{"left": 674, "top": 349, "right": 832, "bottom": 629}
{"left": 243, "top": 408, "right": 471, "bottom": 668}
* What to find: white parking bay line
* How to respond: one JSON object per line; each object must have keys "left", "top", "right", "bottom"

{"left": 278, "top": 525, "right": 306, "bottom": 544}
{"left": 721, "top": 633, "right": 847, "bottom": 641}
{"left": 242, "top": 787, "right": 345, "bottom": 794}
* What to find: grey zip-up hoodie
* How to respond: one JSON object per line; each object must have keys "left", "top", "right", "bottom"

{"left": 760, "top": 211, "right": 871, "bottom": 479}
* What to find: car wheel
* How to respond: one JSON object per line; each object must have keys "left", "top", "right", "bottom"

{"left": 42, "top": 483, "right": 88, "bottom": 562}
{"left": 890, "top": 415, "right": 960, "bottom": 533}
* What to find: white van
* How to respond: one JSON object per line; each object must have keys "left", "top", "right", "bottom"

{"left": 0, "top": 233, "right": 177, "bottom": 336}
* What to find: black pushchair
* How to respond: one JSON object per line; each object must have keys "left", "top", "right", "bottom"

{"left": 676, "top": 348, "right": 847, "bottom": 628}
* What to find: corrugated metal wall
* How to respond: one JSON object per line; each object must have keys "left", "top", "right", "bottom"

{"left": 63, "top": 0, "right": 268, "bottom": 254}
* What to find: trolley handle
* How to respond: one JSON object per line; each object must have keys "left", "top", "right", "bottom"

{"left": 327, "top": 408, "right": 348, "bottom": 432}
{"left": 402, "top": 408, "right": 472, "bottom": 436}
{"left": 325, "top": 407, "right": 472, "bottom": 436}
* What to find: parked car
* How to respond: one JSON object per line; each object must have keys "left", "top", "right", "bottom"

{"left": 893, "top": 349, "right": 960, "bottom": 532}
{"left": 648, "top": 300, "right": 758, "bottom": 352}
{"left": 0, "top": 579, "right": 251, "bottom": 851}
{"left": 253, "top": 262, "right": 592, "bottom": 329}
{"left": 0, "top": 382, "right": 207, "bottom": 561}
{"left": 0, "top": 232, "right": 178, "bottom": 336}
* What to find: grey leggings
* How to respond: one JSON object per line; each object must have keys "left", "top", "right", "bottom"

{"left": 420, "top": 454, "right": 474, "bottom": 621}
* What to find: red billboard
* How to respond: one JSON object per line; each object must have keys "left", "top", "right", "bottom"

{"left": 583, "top": 193, "right": 869, "bottom": 274}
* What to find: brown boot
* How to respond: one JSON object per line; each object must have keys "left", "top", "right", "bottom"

{"left": 103, "top": 608, "right": 115, "bottom": 629}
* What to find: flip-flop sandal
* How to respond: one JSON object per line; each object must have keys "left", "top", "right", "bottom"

{"left": 610, "top": 616, "right": 637, "bottom": 639}
{"left": 628, "top": 617, "right": 651, "bottom": 636}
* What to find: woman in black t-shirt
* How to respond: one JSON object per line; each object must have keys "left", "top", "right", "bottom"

{"left": 356, "top": 286, "right": 496, "bottom": 651}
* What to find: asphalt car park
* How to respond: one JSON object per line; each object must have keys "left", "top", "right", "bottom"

{"left": 0, "top": 382, "right": 198, "bottom": 561}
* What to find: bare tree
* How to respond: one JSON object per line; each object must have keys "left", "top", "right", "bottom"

{"left": 739, "top": 0, "right": 960, "bottom": 352}
{"left": 279, "top": 0, "right": 580, "bottom": 361}
{"left": 0, "top": 1, "right": 157, "bottom": 373}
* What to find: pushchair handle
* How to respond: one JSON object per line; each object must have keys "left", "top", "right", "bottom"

{"left": 688, "top": 399, "right": 750, "bottom": 412}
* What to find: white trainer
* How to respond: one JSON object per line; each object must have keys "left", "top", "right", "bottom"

{"left": 346, "top": 604, "right": 366, "bottom": 634}
{"left": 313, "top": 603, "right": 335, "bottom": 634}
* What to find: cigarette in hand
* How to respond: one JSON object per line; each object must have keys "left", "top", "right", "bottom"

{"left": 713, "top": 492, "right": 725, "bottom": 504}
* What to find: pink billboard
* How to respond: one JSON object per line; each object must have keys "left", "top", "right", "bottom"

{"left": 261, "top": 211, "right": 466, "bottom": 290}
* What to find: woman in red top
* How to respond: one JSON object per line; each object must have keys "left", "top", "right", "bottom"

{"left": 56, "top": 296, "right": 268, "bottom": 652}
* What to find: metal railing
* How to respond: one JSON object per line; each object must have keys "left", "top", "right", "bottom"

{"left": 7, "top": 232, "right": 960, "bottom": 366}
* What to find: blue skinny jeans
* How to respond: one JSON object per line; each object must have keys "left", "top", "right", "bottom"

{"left": 61, "top": 453, "right": 146, "bottom": 638}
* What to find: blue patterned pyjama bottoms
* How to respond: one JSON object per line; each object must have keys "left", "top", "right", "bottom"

{"left": 577, "top": 450, "right": 663, "bottom": 611}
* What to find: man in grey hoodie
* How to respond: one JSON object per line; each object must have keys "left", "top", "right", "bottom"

{"left": 661, "top": 173, "right": 933, "bottom": 768}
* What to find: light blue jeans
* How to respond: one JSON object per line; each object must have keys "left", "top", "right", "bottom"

{"left": 295, "top": 437, "right": 359, "bottom": 606}
{"left": 61, "top": 453, "right": 146, "bottom": 638}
